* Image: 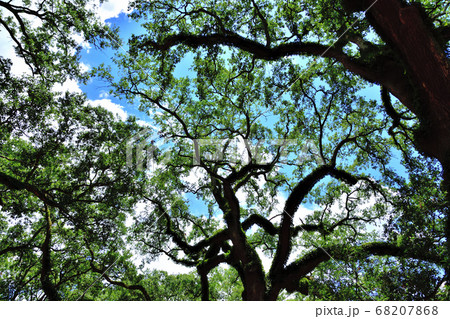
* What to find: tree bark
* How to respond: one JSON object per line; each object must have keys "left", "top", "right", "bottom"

{"left": 344, "top": 0, "right": 450, "bottom": 292}
{"left": 355, "top": 0, "right": 450, "bottom": 164}
{"left": 199, "top": 271, "right": 210, "bottom": 301}
{"left": 277, "top": 242, "right": 445, "bottom": 297}
{"left": 221, "top": 182, "right": 266, "bottom": 300}
{"left": 40, "top": 206, "right": 61, "bottom": 301}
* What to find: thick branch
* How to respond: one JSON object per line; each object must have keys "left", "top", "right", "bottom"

{"left": 135, "top": 32, "right": 382, "bottom": 81}
{"left": 278, "top": 242, "right": 444, "bottom": 295}
{"left": 361, "top": 0, "right": 450, "bottom": 161}
{"left": 269, "top": 166, "right": 329, "bottom": 276}
{"left": 242, "top": 214, "right": 277, "bottom": 235}
{"left": 0, "top": 225, "right": 44, "bottom": 256}
{"left": 147, "top": 197, "right": 230, "bottom": 259}
{"left": 0, "top": 172, "right": 58, "bottom": 207}
{"left": 40, "top": 206, "right": 61, "bottom": 301}
{"left": 0, "top": 244, "right": 30, "bottom": 256}
{"left": 90, "top": 264, "right": 151, "bottom": 301}
{"left": 270, "top": 164, "right": 357, "bottom": 276}
{"left": 220, "top": 181, "right": 266, "bottom": 300}
{"left": 197, "top": 254, "right": 227, "bottom": 301}
{"left": 199, "top": 271, "right": 209, "bottom": 301}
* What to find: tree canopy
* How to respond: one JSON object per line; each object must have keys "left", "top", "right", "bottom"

{"left": 1, "top": 0, "right": 449, "bottom": 301}
{"left": 0, "top": 0, "right": 147, "bottom": 300}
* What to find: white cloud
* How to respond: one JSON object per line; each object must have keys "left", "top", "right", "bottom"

{"left": 52, "top": 79, "right": 83, "bottom": 94}
{"left": 89, "top": 98, "right": 128, "bottom": 120}
{"left": 96, "top": 0, "right": 132, "bottom": 22}
{"left": 136, "top": 119, "right": 153, "bottom": 127}
{"left": 256, "top": 248, "right": 273, "bottom": 273}
{"left": 0, "top": 20, "right": 31, "bottom": 76}
{"left": 146, "top": 255, "right": 193, "bottom": 275}
{"left": 80, "top": 62, "right": 91, "bottom": 73}
{"left": 72, "top": 34, "right": 92, "bottom": 54}
{"left": 99, "top": 90, "right": 110, "bottom": 98}
{"left": 66, "top": 1, "right": 132, "bottom": 53}
{"left": 182, "top": 166, "right": 206, "bottom": 188}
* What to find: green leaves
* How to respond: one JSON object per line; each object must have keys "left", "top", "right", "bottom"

{"left": 0, "top": 0, "right": 148, "bottom": 300}
{"left": 0, "top": 0, "right": 118, "bottom": 82}
{"left": 95, "top": 0, "right": 448, "bottom": 301}
{"left": 2, "top": 0, "right": 449, "bottom": 301}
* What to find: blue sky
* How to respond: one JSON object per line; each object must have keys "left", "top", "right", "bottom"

{"left": 0, "top": 0, "right": 409, "bottom": 274}
{"left": 79, "top": 11, "right": 197, "bottom": 123}
{"left": 75, "top": 6, "right": 411, "bottom": 213}
{"left": 79, "top": 13, "right": 149, "bottom": 120}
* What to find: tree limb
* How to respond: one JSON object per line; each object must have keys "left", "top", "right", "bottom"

{"left": 278, "top": 242, "right": 444, "bottom": 295}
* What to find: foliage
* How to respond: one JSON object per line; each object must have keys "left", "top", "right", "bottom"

{"left": 0, "top": 0, "right": 144, "bottom": 301}
{"left": 0, "top": 64, "right": 147, "bottom": 300}
{"left": 1, "top": 0, "right": 449, "bottom": 301}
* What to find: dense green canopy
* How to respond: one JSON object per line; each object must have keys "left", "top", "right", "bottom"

{"left": 0, "top": 0, "right": 449, "bottom": 300}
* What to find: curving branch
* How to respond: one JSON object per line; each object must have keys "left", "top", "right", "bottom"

{"left": 90, "top": 264, "right": 151, "bottom": 301}
{"left": 132, "top": 27, "right": 416, "bottom": 116}
{"left": 276, "top": 242, "right": 445, "bottom": 298}
{"left": 269, "top": 163, "right": 361, "bottom": 277}
{"left": 0, "top": 171, "right": 83, "bottom": 228}
{"left": 197, "top": 254, "right": 227, "bottom": 301}
{"left": 0, "top": 225, "right": 44, "bottom": 256}
{"left": 84, "top": 239, "right": 152, "bottom": 301}
{"left": 146, "top": 197, "right": 229, "bottom": 258}
{"left": 437, "top": 26, "right": 450, "bottom": 42}
{"left": 250, "top": 0, "right": 271, "bottom": 46}
{"left": 134, "top": 31, "right": 382, "bottom": 83}
{"left": 0, "top": 244, "right": 30, "bottom": 256}
{"left": 242, "top": 214, "right": 277, "bottom": 236}
{"left": 0, "top": 171, "right": 60, "bottom": 208}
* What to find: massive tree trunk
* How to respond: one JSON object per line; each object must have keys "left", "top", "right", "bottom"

{"left": 134, "top": 0, "right": 450, "bottom": 298}
{"left": 351, "top": 0, "right": 450, "bottom": 171}
{"left": 220, "top": 182, "right": 267, "bottom": 300}
{"left": 40, "top": 206, "right": 61, "bottom": 301}
{"left": 345, "top": 0, "right": 450, "bottom": 286}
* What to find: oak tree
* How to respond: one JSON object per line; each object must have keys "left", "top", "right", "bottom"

{"left": 94, "top": 0, "right": 449, "bottom": 300}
